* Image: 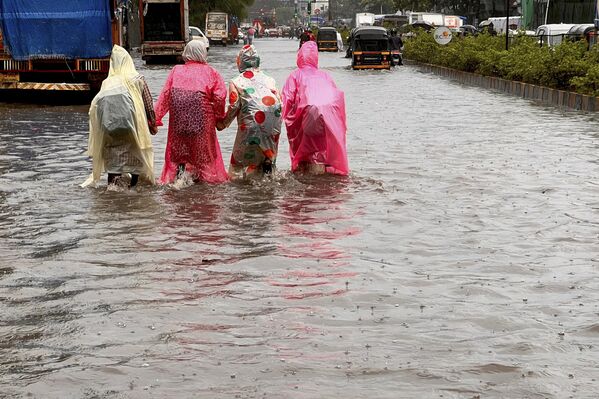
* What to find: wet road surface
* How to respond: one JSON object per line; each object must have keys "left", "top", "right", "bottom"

{"left": 1, "top": 38, "right": 599, "bottom": 398}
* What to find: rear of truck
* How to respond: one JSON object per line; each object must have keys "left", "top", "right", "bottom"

{"left": 139, "top": 0, "right": 189, "bottom": 62}
{"left": 0, "top": 0, "right": 116, "bottom": 94}
{"left": 206, "top": 12, "right": 228, "bottom": 46}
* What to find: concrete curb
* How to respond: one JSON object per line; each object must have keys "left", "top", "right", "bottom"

{"left": 406, "top": 60, "right": 598, "bottom": 112}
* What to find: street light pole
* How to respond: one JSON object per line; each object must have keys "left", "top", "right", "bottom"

{"left": 505, "top": 0, "right": 510, "bottom": 50}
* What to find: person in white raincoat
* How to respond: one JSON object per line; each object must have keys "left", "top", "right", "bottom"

{"left": 82, "top": 45, "right": 156, "bottom": 188}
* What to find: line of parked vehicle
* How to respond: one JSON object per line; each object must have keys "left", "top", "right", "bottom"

{"left": 458, "top": 21, "right": 597, "bottom": 48}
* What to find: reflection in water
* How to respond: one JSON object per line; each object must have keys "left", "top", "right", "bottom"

{"left": 1, "top": 40, "right": 599, "bottom": 398}
{"left": 270, "top": 175, "right": 358, "bottom": 300}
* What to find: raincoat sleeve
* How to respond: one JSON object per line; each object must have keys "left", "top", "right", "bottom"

{"left": 139, "top": 76, "right": 156, "bottom": 128}
{"left": 268, "top": 76, "right": 282, "bottom": 103}
{"left": 281, "top": 72, "right": 298, "bottom": 123}
{"left": 211, "top": 69, "right": 227, "bottom": 122}
{"left": 154, "top": 67, "right": 175, "bottom": 127}
{"left": 81, "top": 99, "right": 103, "bottom": 187}
{"left": 220, "top": 81, "right": 241, "bottom": 130}
{"left": 86, "top": 100, "right": 101, "bottom": 158}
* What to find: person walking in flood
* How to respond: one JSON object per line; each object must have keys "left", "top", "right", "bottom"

{"left": 247, "top": 26, "right": 256, "bottom": 45}
{"left": 82, "top": 45, "right": 156, "bottom": 188}
{"left": 299, "top": 27, "right": 315, "bottom": 49}
{"left": 216, "top": 45, "right": 282, "bottom": 179}
{"left": 154, "top": 40, "right": 228, "bottom": 184}
{"left": 282, "top": 41, "right": 349, "bottom": 175}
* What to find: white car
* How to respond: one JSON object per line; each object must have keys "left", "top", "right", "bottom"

{"left": 189, "top": 26, "right": 210, "bottom": 50}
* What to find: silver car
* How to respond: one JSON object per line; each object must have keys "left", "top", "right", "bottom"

{"left": 189, "top": 26, "right": 210, "bottom": 50}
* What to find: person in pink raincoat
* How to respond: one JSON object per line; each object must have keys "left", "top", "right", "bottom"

{"left": 154, "top": 40, "right": 228, "bottom": 184}
{"left": 282, "top": 41, "right": 349, "bottom": 175}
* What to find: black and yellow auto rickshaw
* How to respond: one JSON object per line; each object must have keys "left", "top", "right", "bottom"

{"left": 350, "top": 26, "right": 390, "bottom": 70}
{"left": 317, "top": 27, "right": 338, "bottom": 51}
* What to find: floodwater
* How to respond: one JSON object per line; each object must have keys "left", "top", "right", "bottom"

{"left": 1, "top": 39, "right": 599, "bottom": 399}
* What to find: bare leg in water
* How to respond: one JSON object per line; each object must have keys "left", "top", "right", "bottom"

{"left": 296, "top": 162, "right": 325, "bottom": 175}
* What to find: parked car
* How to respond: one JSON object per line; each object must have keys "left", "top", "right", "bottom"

{"left": 189, "top": 26, "right": 210, "bottom": 50}
{"left": 458, "top": 24, "right": 479, "bottom": 36}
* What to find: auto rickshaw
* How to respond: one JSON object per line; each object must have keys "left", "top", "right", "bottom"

{"left": 317, "top": 27, "right": 338, "bottom": 51}
{"left": 350, "top": 26, "right": 391, "bottom": 70}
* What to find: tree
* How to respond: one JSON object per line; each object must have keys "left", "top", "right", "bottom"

{"left": 189, "top": 0, "right": 255, "bottom": 27}
{"left": 392, "top": 0, "right": 433, "bottom": 13}
{"left": 361, "top": 0, "right": 396, "bottom": 14}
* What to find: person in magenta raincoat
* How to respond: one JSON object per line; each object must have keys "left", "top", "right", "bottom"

{"left": 154, "top": 40, "right": 228, "bottom": 184}
{"left": 282, "top": 41, "right": 349, "bottom": 175}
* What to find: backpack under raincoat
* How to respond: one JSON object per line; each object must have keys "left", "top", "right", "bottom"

{"left": 82, "top": 45, "right": 155, "bottom": 187}
{"left": 154, "top": 61, "right": 228, "bottom": 184}
{"left": 282, "top": 41, "right": 349, "bottom": 175}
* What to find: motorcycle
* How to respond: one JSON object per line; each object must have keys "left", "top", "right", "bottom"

{"left": 391, "top": 49, "right": 403, "bottom": 66}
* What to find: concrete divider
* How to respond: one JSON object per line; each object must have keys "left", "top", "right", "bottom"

{"left": 406, "top": 61, "right": 597, "bottom": 112}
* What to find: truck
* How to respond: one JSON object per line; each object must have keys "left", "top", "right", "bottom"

{"left": 139, "top": 0, "right": 189, "bottom": 63}
{"left": 206, "top": 12, "right": 231, "bottom": 46}
{"left": 355, "top": 13, "right": 376, "bottom": 27}
{"left": 0, "top": 0, "right": 123, "bottom": 95}
{"left": 408, "top": 12, "right": 445, "bottom": 27}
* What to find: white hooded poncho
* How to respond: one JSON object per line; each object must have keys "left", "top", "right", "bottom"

{"left": 82, "top": 45, "right": 155, "bottom": 187}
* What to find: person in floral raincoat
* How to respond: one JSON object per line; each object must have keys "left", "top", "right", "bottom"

{"left": 217, "top": 45, "right": 282, "bottom": 179}
{"left": 154, "top": 40, "right": 228, "bottom": 184}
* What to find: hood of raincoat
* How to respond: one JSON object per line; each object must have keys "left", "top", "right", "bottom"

{"left": 109, "top": 45, "right": 138, "bottom": 79}
{"left": 297, "top": 41, "right": 318, "bottom": 69}
{"left": 236, "top": 45, "right": 260, "bottom": 72}
{"left": 183, "top": 40, "right": 208, "bottom": 63}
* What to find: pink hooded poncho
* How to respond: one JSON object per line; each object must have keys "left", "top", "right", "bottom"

{"left": 282, "top": 41, "right": 349, "bottom": 175}
{"left": 154, "top": 41, "right": 228, "bottom": 184}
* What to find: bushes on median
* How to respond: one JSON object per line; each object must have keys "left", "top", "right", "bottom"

{"left": 402, "top": 31, "right": 599, "bottom": 97}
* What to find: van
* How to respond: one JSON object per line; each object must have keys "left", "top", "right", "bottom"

{"left": 536, "top": 23, "right": 576, "bottom": 46}
{"left": 480, "top": 16, "right": 523, "bottom": 34}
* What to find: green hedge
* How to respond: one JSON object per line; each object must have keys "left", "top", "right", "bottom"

{"left": 403, "top": 31, "right": 599, "bottom": 96}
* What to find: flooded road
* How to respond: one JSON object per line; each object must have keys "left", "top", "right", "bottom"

{"left": 2, "top": 39, "right": 599, "bottom": 398}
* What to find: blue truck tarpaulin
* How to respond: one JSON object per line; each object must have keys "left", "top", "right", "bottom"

{"left": 0, "top": 0, "right": 112, "bottom": 61}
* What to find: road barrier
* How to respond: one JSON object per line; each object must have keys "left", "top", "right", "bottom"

{"left": 407, "top": 60, "right": 599, "bottom": 112}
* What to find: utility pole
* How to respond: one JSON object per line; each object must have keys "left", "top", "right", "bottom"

{"left": 505, "top": 0, "right": 510, "bottom": 50}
